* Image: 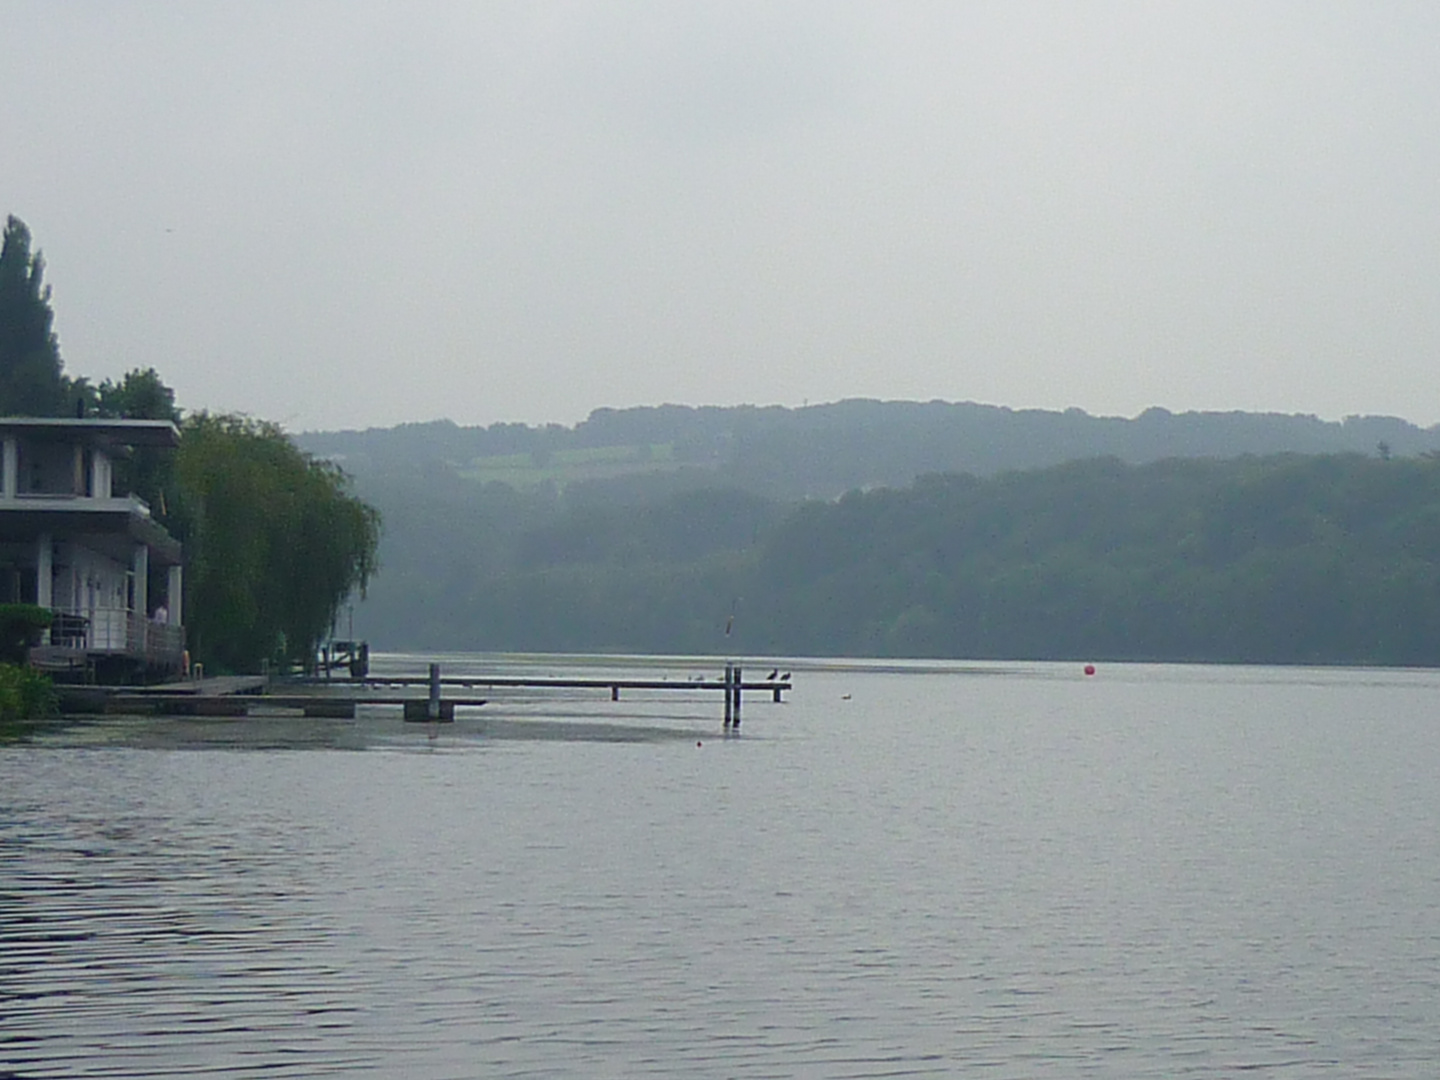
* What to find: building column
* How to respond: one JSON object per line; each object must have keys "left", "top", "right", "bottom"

{"left": 90, "top": 450, "right": 111, "bottom": 499}
{"left": 2, "top": 437, "right": 16, "bottom": 499}
{"left": 37, "top": 533, "right": 52, "bottom": 608}
{"left": 37, "top": 532, "right": 52, "bottom": 645}
{"left": 133, "top": 544, "right": 149, "bottom": 655}
{"left": 167, "top": 564, "right": 183, "bottom": 626}
{"left": 132, "top": 545, "right": 149, "bottom": 615}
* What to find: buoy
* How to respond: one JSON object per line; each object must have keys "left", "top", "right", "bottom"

{"left": 696, "top": 741, "right": 703, "bottom": 747}
{"left": 1084, "top": 664, "right": 1096, "bottom": 676}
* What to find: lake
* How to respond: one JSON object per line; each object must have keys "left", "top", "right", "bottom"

{"left": 3, "top": 656, "right": 1440, "bottom": 1078}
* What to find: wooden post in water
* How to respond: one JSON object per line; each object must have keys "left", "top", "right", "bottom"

{"left": 724, "top": 662, "right": 734, "bottom": 726}
{"left": 732, "top": 664, "right": 742, "bottom": 727}
{"left": 428, "top": 662, "right": 441, "bottom": 721}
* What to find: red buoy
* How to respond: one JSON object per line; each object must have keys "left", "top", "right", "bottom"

{"left": 1084, "top": 664, "right": 1096, "bottom": 676}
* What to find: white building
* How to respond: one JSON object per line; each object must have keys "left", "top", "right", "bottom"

{"left": 0, "top": 418, "right": 184, "bottom": 680}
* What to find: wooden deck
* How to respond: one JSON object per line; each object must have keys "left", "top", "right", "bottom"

{"left": 53, "top": 674, "right": 265, "bottom": 713}
{"left": 57, "top": 664, "right": 790, "bottom": 725}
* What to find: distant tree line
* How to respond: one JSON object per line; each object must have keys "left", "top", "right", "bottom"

{"left": 742, "top": 454, "right": 1440, "bottom": 664}
{"left": 302, "top": 369, "right": 1440, "bottom": 666}
{"left": 344, "top": 450, "right": 1440, "bottom": 666}
{"left": 0, "top": 215, "right": 380, "bottom": 673}
{"left": 299, "top": 398, "right": 1440, "bottom": 501}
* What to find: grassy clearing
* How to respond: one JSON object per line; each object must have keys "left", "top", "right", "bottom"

{"left": 458, "top": 443, "right": 680, "bottom": 488}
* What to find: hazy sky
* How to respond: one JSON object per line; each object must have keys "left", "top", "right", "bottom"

{"left": 5, "top": 2, "right": 1440, "bottom": 431}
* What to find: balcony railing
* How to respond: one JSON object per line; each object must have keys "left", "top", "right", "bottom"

{"left": 49, "top": 608, "right": 185, "bottom": 667}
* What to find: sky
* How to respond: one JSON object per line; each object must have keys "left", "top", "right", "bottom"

{"left": 4, "top": 1, "right": 1440, "bottom": 432}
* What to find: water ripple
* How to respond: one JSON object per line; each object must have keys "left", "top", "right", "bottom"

{"left": 5, "top": 663, "right": 1440, "bottom": 1076}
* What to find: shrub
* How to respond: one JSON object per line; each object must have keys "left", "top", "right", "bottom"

{"left": 0, "top": 604, "right": 54, "bottom": 664}
{"left": 0, "top": 662, "right": 57, "bottom": 721}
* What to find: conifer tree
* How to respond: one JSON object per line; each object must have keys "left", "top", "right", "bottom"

{"left": 0, "top": 216, "right": 67, "bottom": 416}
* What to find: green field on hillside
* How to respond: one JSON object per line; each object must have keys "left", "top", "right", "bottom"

{"left": 457, "top": 442, "right": 679, "bottom": 488}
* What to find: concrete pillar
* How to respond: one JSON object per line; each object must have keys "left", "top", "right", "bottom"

{"left": 133, "top": 544, "right": 149, "bottom": 655}
{"left": 37, "top": 533, "right": 52, "bottom": 608}
{"left": 132, "top": 545, "right": 149, "bottom": 614}
{"left": 2, "top": 437, "right": 16, "bottom": 499}
{"left": 91, "top": 450, "right": 111, "bottom": 499}
{"left": 37, "top": 532, "right": 53, "bottom": 646}
{"left": 167, "top": 564, "right": 184, "bottom": 626}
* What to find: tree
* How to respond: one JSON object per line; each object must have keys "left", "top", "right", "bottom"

{"left": 97, "top": 367, "right": 179, "bottom": 422}
{"left": 94, "top": 367, "right": 182, "bottom": 510}
{"left": 0, "top": 216, "right": 67, "bottom": 416}
{"left": 173, "top": 413, "right": 380, "bottom": 673}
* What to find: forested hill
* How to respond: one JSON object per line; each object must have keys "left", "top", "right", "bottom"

{"left": 297, "top": 400, "right": 1436, "bottom": 500}
{"left": 327, "top": 445, "right": 1440, "bottom": 666}
{"left": 743, "top": 454, "right": 1440, "bottom": 664}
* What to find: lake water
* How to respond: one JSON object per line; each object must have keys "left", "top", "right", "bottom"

{"left": 3, "top": 656, "right": 1440, "bottom": 1078}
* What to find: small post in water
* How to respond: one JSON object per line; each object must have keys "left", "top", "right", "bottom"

{"left": 724, "top": 662, "right": 734, "bottom": 726}
{"left": 428, "top": 662, "right": 441, "bottom": 721}
{"left": 733, "top": 664, "right": 742, "bottom": 727}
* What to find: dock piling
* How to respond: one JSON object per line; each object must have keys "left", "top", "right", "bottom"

{"left": 724, "top": 662, "right": 734, "bottom": 725}
{"left": 428, "top": 662, "right": 441, "bottom": 721}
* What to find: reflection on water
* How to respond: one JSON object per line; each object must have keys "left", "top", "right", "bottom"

{"left": 3, "top": 658, "right": 1440, "bottom": 1077}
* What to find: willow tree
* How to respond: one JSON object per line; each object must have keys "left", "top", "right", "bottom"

{"left": 173, "top": 413, "right": 381, "bottom": 673}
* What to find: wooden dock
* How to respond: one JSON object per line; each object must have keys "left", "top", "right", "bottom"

{"left": 58, "top": 662, "right": 790, "bottom": 726}
{"left": 56, "top": 675, "right": 268, "bottom": 714}
{"left": 329, "top": 661, "right": 786, "bottom": 724}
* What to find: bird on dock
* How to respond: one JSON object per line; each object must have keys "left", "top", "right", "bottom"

{"left": 781, "top": 672, "right": 791, "bottom": 681}
{"left": 766, "top": 668, "right": 778, "bottom": 681}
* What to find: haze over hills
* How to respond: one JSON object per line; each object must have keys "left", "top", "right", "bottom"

{"left": 294, "top": 400, "right": 1440, "bottom": 663}
{"left": 298, "top": 399, "right": 1436, "bottom": 501}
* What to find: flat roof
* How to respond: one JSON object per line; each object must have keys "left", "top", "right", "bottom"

{"left": 0, "top": 417, "right": 180, "bottom": 448}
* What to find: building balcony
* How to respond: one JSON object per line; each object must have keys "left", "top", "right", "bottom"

{"left": 38, "top": 607, "right": 186, "bottom": 674}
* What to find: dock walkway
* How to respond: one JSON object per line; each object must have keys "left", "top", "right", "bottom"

{"left": 57, "top": 663, "right": 789, "bottom": 725}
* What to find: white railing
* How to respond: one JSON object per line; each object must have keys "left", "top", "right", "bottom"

{"left": 50, "top": 607, "right": 185, "bottom": 666}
